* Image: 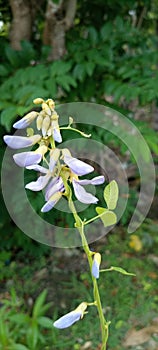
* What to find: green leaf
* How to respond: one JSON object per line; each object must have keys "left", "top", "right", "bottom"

{"left": 56, "top": 75, "right": 77, "bottom": 91}
{"left": 10, "top": 313, "right": 29, "bottom": 324}
{"left": 37, "top": 316, "right": 53, "bottom": 329}
{"left": 26, "top": 325, "right": 38, "bottom": 349}
{"left": 96, "top": 207, "right": 117, "bottom": 227}
{"left": 103, "top": 180, "right": 119, "bottom": 210}
{"left": 50, "top": 61, "right": 72, "bottom": 77}
{"left": 88, "top": 26, "right": 98, "bottom": 45}
{"left": 11, "top": 344, "right": 29, "bottom": 350}
{"left": 110, "top": 266, "right": 135, "bottom": 276}
{"left": 73, "top": 64, "right": 86, "bottom": 81}
{"left": 85, "top": 62, "right": 95, "bottom": 76}
{"left": 1, "top": 106, "right": 18, "bottom": 131}
{"left": 0, "top": 65, "right": 9, "bottom": 77}
{"left": 5, "top": 46, "right": 19, "bottom": 67}
{"left": 32, "top": 290, "right": 47, "bottom": 318}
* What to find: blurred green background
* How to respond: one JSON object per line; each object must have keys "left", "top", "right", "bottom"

{"left": 0, "top": 0, "right": 158, "bottom": 349}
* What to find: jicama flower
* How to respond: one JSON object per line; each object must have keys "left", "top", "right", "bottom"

{"left": 62, "top": 148, "right": 94, "bottom": 176}
{"left": 13, "top": 111, "right": 38, "bottom": 129}
{"left": 3, "top": 134, "right": 41, "bottom": 149}
{"left": 53, "top": 302, "right": 87, "bottom": 329}
{"left": 72, "top": 177, "right": 104, "bottom": 204}
{"left": 25, "top": 149, "right": 60, "bottom": 191}
{"left": 13, "top": 145, "right": 48, "bottom": 167}
{"left": 92, "top": 253, "right": 101, "bottom": 279}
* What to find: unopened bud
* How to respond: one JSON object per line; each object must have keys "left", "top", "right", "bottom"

{"left": 92, "top": 253, "right": 101, "bottom": 279}
{"left": 36, "top": 112, "right": 44, "bottom": 130}
{"left": 33, "top": 98, "right": 44, "bottom": 104}
{"left": 42, "top": 102, "right": 51, "bottom": 116}
{"left": 42, "top": 115, "right": 50, "bottom": 137}
{"left": 46, "top": 99, "right": 55, "bottom": 110}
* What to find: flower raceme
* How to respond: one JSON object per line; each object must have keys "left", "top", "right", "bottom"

{"left": 3, "top": 98, "right": 105, "bottom": 212}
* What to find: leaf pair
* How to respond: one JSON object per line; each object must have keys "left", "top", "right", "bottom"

{"left": 96, "top": 180, "right": 119, "bottom": 227}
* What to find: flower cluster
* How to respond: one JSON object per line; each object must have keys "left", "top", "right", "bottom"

{"left": 3, "top": 98, "right": 105, "bottom": 212}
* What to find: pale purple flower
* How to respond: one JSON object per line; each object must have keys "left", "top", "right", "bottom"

{"left": 64, "top": 156, "right": 94, "bottom": 176}
{"left": 41, "top": 191, "right": 63, "bottom": 212}
{"left": 25, "top": 150, "right": 60, "bottom": 192}
{"left": 13, "top": 152, "right": 42, "bottom": 167}
{"left": 72, "top": 180, "right": 98, "bottom": 204}
{"left": 53, "top": 310, "right": 82, "bottom": 329}
{"left": 51, "top": 119, "right": 62, "bottom": 143}
{"left": 53, "top": 302, "right": 87, "bottom": 329}
{"left": 92, "top": 253, "right": 101, "bottom": 279}
{"left": 62, "top": 148, "right": 94, "bottom": 176}
{"left": 25, "top": 173, "right": 51, "bottom": 191}
{"left": 3, "top": 134, "right": 41, "bottom": 149}
{"left": 41, "top": 177, "right": 65, "bottom": 212}
{"left": 77, "top": 176, "right": 105, "bottom": 186}
{"left": 13, "top": 111, "right": 38, "bottom": 129}
{"left": 45, "top": 177, "right": 64, "bottom": 201}
{"left": 72, "top": 176, "right": 105, "bottom": 204}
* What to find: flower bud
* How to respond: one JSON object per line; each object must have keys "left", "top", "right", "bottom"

{"left": 36, "top": 112, "right": 44, "bottom": 130}
{"left": 46, "top": 99, "right": 55, "bottom": 110}
{"left": 92, "top": 253, "right": 101, "bottom": 279}
{"left": 42, "top": 115, "right": 50, "bottom": 137}
{"left": 42, "top": 102, "right": 51, "bottom": 116}
{"left": 33, "top": 98, "right": 44, "bottom": 104}
{"left": 49, "top": 148, "right": 60, "bottom": 172}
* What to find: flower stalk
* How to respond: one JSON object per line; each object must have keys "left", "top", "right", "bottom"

{"left": 68, "top": 195, "right": 109, "bottom": 350}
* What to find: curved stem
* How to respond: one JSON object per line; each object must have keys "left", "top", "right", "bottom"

{"left": 68, "top": 197, "right": 109, "bottom": 350}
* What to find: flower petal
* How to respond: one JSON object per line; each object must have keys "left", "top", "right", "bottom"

{"left": 25, "top": 174, "right": 51, "bottom": 191}
{"left": 53, "top": 310, "right": 82, "bottom": 329}
{"left": 64, "top": 156, "right": 94, "bottom": 176}
{"left": 53, "top": 128, "right": 62, "bottom": 143}
{"left": 13, "top": 152, "right": 42, "bottom": 167}
{"left": 26, "top": 164, "right": 48, "bottom": 173}
{"left": 13, "top": 119, "right": 30, "bottom": 129}
{"left": 41, "top": 192, "right": 62, "bottom": 212}
{"left": 77, "top": 176, "right": 105, "bottom": 186}
{"left": 49, "top": 148, "right": 60, "bottom": 172}
{"left": 72, "top": 180, "right": 98, "bottom": 204}
{"left": 45, "top": 177, "right": 64, "bottom": 201}
{"left": 92, "top": 253, "right": 101, "bottom": 279}
{"left": 13, "top": 112, "right": 38, "bottom": 129}
{"left": 3, "top": 134, "right": 41, "bottom": 149}
{"left": 92, "top": 260, "right": 99, "bottom": 279}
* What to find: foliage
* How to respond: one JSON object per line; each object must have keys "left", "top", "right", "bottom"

{"left": 0, "top": 227, "right": 158, "bottom": 349}
{"left": 0, "top": 289, "right": 53, "bottom": 350}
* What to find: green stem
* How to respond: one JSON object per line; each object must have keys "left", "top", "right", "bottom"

{"left": 60, "top": 126, "right": 91, "bottom": 138}
{"left": 84, "top": 214, "right": 101, "bottom": 225}
{"left": 68, "top": 197, "right": 109, "bottom": 350}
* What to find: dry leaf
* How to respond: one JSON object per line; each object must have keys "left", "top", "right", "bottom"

{"left": 123, "top": 325, "right": 158, "bottom": 347}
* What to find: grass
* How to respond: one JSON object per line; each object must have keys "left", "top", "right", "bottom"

{"left": 0, "top": 222, "right": 158, "bottom": 349}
